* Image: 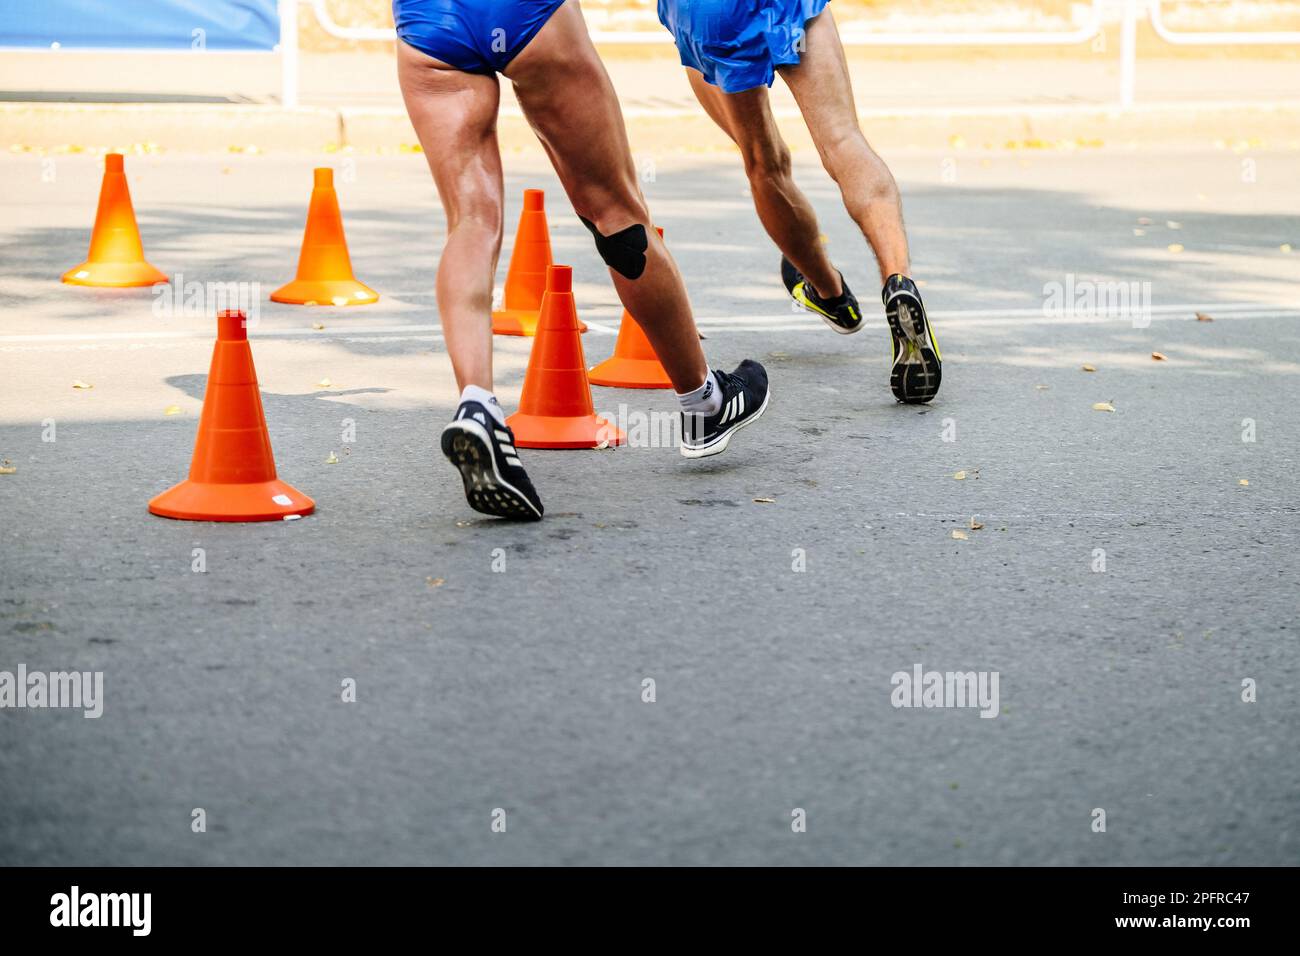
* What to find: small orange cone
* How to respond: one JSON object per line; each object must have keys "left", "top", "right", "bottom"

{"left": 589, "top": 226, "right": 673, "bottom": 389}
{"left": 271, "top": 168, "right": 378, "bottom": 307}
{"left": 62, "top": 153, "right": 168, "bottom": 288}
{"left": 149, "top": 310, "right": 315, "bottom": 521}
{"left": 507, "top": 265, "right": 624, "bottom": 448}
{"left": 492, "top": 189, "right": 584, "bottom": 335}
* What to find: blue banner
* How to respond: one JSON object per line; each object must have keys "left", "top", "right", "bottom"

{"left": 0, "top": 0, "right": 281, "bottom": 51}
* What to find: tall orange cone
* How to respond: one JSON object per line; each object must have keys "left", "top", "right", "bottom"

{"left": 589, "top": 226, "right": 673, "bottom": 389}
{"left": 149, "top": 310, "right": 314, "bottom": 521}
{"left": 62, "top": 153, "right": 167, "bottom": 288}
{"left": 271, "top": 168, "right": 378, "bottom": 307}
{"left": 492, "top": 189, "right": 584, "bottom": 335}
{"left": 507, "top": 265, "right": 624, "bottom": 448}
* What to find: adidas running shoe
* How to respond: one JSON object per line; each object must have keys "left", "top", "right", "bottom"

{"left": 440, "top": 401, "right": 544, "bottom": 521}
{"left": 680, "top": 360, "right": 770, "bottom": 459}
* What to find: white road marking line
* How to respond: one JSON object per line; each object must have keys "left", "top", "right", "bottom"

{"left": 3, "top": 303, "right": 1297, "bottom": 351}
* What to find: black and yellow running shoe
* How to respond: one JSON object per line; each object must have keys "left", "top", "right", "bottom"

{"left": 781, "top": 255, "right": 863, "bottom": 334}
{"left": 882, "top": 273, "right": 942, "bottom": 404}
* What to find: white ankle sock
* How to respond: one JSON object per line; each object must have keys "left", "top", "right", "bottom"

{"left": 676, "top": 371, "right": 722, "bottom": 416}
{"left": 460, "top": 384, "right": 506, "bottom": 426}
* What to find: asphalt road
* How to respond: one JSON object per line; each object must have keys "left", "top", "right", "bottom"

{"left": 1, "top": 147, "right": 1298, "bottom": 865}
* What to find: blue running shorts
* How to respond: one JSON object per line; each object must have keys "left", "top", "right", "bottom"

{"left": 657, "top": 0, "right": 831, "bottom": 93}
{"left": 393, "top": 0, "right": 567, "bottom": 74}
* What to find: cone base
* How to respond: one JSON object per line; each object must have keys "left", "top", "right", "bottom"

{"left": 589, "top": 355, "right": 673, "bottom": 389}
{"left": 270, "top": 278, "right": 378, "bottom": 307}
{"left": 507, "top": 412, "right": 625, "bottom": 449}
{"left": 492, "top": 307, "right": 587, "bottom": 336}
{"left": 148, "top": 478, "right": 315, "bottom": 522}
{"left": 62, "top": 260, "right": 168, "bottom": 288}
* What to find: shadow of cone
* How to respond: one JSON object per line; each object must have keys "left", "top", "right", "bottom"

{"left": 492, "top": 189, "right": 585, "bottom": 336}
{"left": 62, "top": 153, "right": 168, "bottom": 288}
{"left": 271, "top": 168, "right": 378, "bottom": 307}
{"left": 508, "top": 265, "right": 624, "bottom": 448}
{"left": 589, "top": 226, "right": 673, "bottom": 389}
{"left": 149, "top": 310, "right": 315, "bottom": 521}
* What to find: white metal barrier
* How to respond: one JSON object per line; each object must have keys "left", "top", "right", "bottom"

{"left": 278, "top": 0, "right": 1297, "bottom": 112}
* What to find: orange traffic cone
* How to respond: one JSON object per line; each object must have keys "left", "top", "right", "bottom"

{"left": 149, "top": 310, "right": 314, "bottom": 521}
{"left": 62, "top": 153, "right": 168, "bottom": 288}
{"left": 271, "top": 168, "right": 378, "bottom": 307}
{"left": 507, "top": 265, "right": 624, "bottom": 449}
{"left": 589, "top": 227, "right": 673, "bottom": 389}
{"left": 492, "top": 189, "right": 584, "bottom": 335}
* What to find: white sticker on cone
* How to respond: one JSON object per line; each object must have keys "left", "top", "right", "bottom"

{"left": 272, "top": 494, "right": 292, "bottom": 506}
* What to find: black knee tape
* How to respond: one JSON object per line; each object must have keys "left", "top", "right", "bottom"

{"left": 579, "top": 216, "right": 648, "bottom": 280}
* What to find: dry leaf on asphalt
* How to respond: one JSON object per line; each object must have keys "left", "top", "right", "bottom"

{"left": 1280, "top": 244, "right": 1292, "bottom": 253}
{"left": 312, "top": 322, "right": 325, "bottom": 331}
{"left": 0, "top": 465, "right": 15, "bottom": 475}
{"left": 1195, "top": 312, "right": 1213, "bottom": 322}
{"left": 953, "top": 470, "right": 966, "bottom": 480}
{"left": 753, "top": 497, "right": 776, "bottom": 504}
{"left": 317, "top": 377, "right": 333, "bottom": 388}
{"left": 1081, "top": 363, "right": 1096, "bottom": 372}
{"left": 1168, "top": 243, "right": 1184, "bottom": 253}
{"left": 1093, "top": 402, "right": 1116, "bottom": 412}
{"left": 951, "top": 529, "right": 969, "bottom": 540}
{"left": 969, "top": 517, "right": 984, "bottom": 531}
{"left": 72, "top": 380, "right": 93, "bottom": 389}
{"left": 164, "top": 405, "right": 182, "bottom": 415}
{"left": 325, "top": 452, "right": 339, "bottom": 464}
{"left": 426, "top": 577, "right": 445, "bottom": 588}
{"left": 1239, "top": 479, "right": 1250, "bottom": 487}
{"left": 1166, "top": 221, "right": 1182, "bottom": 229}
{"left": 1151, "top": 352, "right": 1167, "bottom": 361}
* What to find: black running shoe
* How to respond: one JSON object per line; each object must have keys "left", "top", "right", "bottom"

{"left": 680, "top": 360, "right": 770, "bottom": 459}
{"left": 440, "top": 401, "right": 543, "bottom": 520}
{"left": 781, "top": 255, "right": 863, "bottom": 334}
{"left": 882, "top": 273, "right": 942, "bottom": 404}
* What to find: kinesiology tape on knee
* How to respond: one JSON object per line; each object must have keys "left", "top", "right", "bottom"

{"left": 579, "top": 216, "right": 648, "bottom": 280}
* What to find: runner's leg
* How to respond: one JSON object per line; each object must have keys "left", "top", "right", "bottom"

{"left": 685, "top": 68, "right": 841, "bottom": 299}
{"left": 777, "top": 8, "right": 910, "bottom": 283}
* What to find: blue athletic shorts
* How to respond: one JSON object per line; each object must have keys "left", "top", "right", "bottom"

{"left": 658, "top": 0, "right": 830, "bottom": 93}
{"left": 393, "top": 0, "right": 567, "bottom": 74}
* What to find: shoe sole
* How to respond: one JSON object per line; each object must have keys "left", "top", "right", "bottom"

{"left": 886, "top": 294, "right": 942, "bottom": 404}
{"left": 680, "top": 388, "right": 771, "bottom": 459}
{"left": 439, "top": 419, "right": 543, "bottom": 521}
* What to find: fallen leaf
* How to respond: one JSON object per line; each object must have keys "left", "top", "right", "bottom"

{"left": 1034, "top": 384, "right": 1050, "bottom": 390}
{"left": 953, "top": 470, "right": 966, "bottom": 480}
{"left": 72, "top": 380, "right": 93, "bottom": 389}
{"left": 325, "top": 451, "right": 339, "bottom": 464}
{"left": 951, "top": 529, "right": 969, "bottom": 540}
{"left": 0, "top": 465, "right": 15, "bottom": 475}
{"left": 1195, "top": 312, "right": 1213, "bottom": 322}
{"left": 1166, "top": 220, "right": 1182, "bottom": 230}
{"left": 969, "top": 517, "right": 984, "bottom": 531}
{"left": 1238, "top": 479, "right": 1249, "bottom": 487}
{"left": 1282, "top": 244, "right": 1293, "bottom": 254}
{"left": 1151, "top": 351, "right": 1167, "bottom": 361}
{"left": 1168, "top": 243, "right": 1184, "bottom": 253}
{"left": 753, "top": 496, "right": 776, "bottom": 504}
{"left": 317, "top": 377, "right": 333, "bottom": 388}
{"left": 1081, "top": 363, "right": 1096, "bottom": 372}
{"left": 312, "top": 322, "right": 325, "bottom": 331}
{"left": 1093, "top": 402, "right": 1116, "bottom": 412}
{"left": 426, "top": 576, "right": 445, "bottom": 588}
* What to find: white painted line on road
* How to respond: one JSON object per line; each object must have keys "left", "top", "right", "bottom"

{"left": 3, "top": 303, "right": 1297, "bottom": 351}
